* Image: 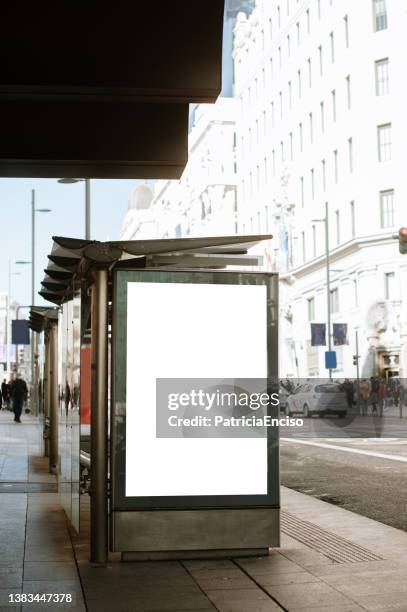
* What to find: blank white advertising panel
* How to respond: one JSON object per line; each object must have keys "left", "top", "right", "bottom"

{"left": 125, "top": 281, "right": 268, "bottom": 497}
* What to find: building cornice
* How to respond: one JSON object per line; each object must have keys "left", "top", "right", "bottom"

{"left": 289, "top": 233, "right": 398, "bottom": 279}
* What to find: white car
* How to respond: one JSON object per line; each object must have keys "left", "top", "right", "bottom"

{"left": 286, "top": 382, "right": 347, "bottom": 418}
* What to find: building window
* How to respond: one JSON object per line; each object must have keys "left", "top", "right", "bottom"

{"left": 302, "top": 231, "right": 306, "bottom": 262}
{"left": 271, "top": 101, "right": 275, "bottom": 127}
{"left": 296, "top": 21, "right": 300, "bottom": 45}
{"left": 280, "top": 140, "right": 285, "bottom": 162}
{"left": 300, "top": 176, "right": 304, "bottom": 207}
{"left": 279, "top": 91, "right": 283, "bottom": 118}
{"left": 320, "top": 101, "right": 325, "bottom": 133}
{"left": 269, "top": 17, "right": 273, "bottom": 40}
{"left": 322, "top": 159, "right": 326, "bottom": 191}
{"left": 331, "top": 89, "right": 336, "bottom": 121}
{"left": 307, "top": 58, "right": 312, "bottom": 87}
{"left": 335, "top": 210, "right": 340, "bottom": 244}
{"left": 350, "top": 201, "right": 355, "bottom": 237}
{"left": 309, "top": 112, "right": 313, "bottom": 143}
{"left": 378, "top": 123, "right": 392, "bottom": 162}
{"left": 385, "top": 272, "right": 396, "bottom": 300}
{"left": 299, "top": 122, "right": 303, "bottom": 151}
{"left": 311, "top": 168, "right": 315, "bottom": 199}
{"left": 330, "top": 31, "right": 335, "bottom": 63}
{"left": 333, "top": 150, "right": 338, "bottom": 183}
{"left": 346, "top": 75, "right": 351, "bottom": 109}
{"left": 288, "top": 80, "right": 292, "bottom": 108}
{"left": 277, "top": 5, "right": 281, "bottom": 28}
{"left": 272, "top": 149, "right": 276, "bottom": 175}
{"left": 318, "top": 45, "right": 323, "bottom": 75}
{"left": 348, "top": 138, "right": 353, "bottom": 173}
{"left": 375, "top": 58, "right": 389, "bottom": 95}
{"left": 263, "top": 110, "right": 267, "bottom": 136}
{"left": 278, "top": 46, "right": 282, "bottom": 67}
{"left": 298, "top": 69, "right": 302, "bottom": 98}
{"left": 306, "top": 8, "right": 311, "bottom": 33}
{"left": 270, "top": 57, "right": 274, "bottom": 80}
{"left": 380, "top": 189, "right": 394, "bottom": 227}
{"left": 330, "top": 288, "right": 339, "bottom": 313}
{"left": 317, "top": 0, "right": 321, "bottom": 20}
{"left": 290, "top": 132, "right": 294, "bottom": 160}
{"left": 287, "top": 34, "right": 291, "bottom": 57}
{"left": 344, "top": 15, "right": 349, "bottom": 47}
{"left": 312, "top": 224, "right": 317, "bottom": 257}
{"left": 373, "top": 0, "right": 388, "bottom": 31}
{"left": 308, "top": 297, "right": 315, "bottom": 320}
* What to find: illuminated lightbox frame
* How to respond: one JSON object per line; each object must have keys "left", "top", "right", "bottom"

{"left": 111, "top": 269, "right": 279, "bottom": 511}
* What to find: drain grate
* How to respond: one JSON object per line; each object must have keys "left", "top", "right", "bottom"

{"left": 0, "top": 482, "right": 58, "bottom": 493}
{"left": 281, "top": 511, "right": 383, "bottom": 563}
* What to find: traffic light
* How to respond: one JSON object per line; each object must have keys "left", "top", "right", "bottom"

{"left": 353, "top": 355, "right": 359, "bottom": 366}
{"left": 399, "top": 228, "right": 407, "bottom": 254}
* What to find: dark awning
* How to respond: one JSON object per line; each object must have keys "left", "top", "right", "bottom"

{"left": 29, "top": 307, "right": 59, "bottom": 333}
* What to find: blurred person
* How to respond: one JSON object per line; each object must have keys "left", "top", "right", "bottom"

{"left": 359, "top": 379, "right": 370, "bottom": 416}
{"left": 391, "top": 377, "right": 400, "bottom": 407}
{"left": 370, "top": 376, "right": 380, "bottom": 415}
{"left": 10, "top": 375, "right": 28, "bottom": 423}
{"left": 342, "top": 378, "right": 354, "bottom": 410}
{"left": 379, "top": 378, "right": 387, "bottom": 417}
{"left": 1, "top": 379, "right": 10, "bottom": 410}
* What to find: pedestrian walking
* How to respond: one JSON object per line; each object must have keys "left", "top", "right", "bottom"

{"left": 391, "top": 377, "right": 400, "bottom": 407}
{"left": 10, "top": 375, "right": 28, "bottom": 423}
{"left": 370, "top": 377, "right": 380, "bottom": 415}
{"left": 359, "top": 379, "right": 370, "bottom": 416}
{"left": 342, "top": 379, "right": 354, "bottom": 410}
{"left": 1, "top": 379, "right": 10, "bottom": 410}
{"left": 379, "top": 378, "right": 387, "bottom": 417}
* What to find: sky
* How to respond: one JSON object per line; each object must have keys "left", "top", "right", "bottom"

{"left": 0, "top": 178, "right": 138, "bottom": 307}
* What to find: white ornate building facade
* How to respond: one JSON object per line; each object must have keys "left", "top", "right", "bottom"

{"left": 121, "top": 98, "right": 239, "bottom": 241}
{"left": 233, "top": 0, "right": 407, "bottom": 379}
{"left": 122, "top": 0, "right": 407, "bottom": 380}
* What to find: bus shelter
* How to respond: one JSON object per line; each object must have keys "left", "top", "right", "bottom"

{"left": 36, "top": 234, "right": 280, "bottom": 564}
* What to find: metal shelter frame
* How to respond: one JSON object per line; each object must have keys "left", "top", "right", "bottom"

{"left": 31, "top": 234, "right": 277, "bottom": 564}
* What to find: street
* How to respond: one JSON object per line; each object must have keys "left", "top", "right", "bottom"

{"left": 281, "top": 421, "right": 407, "bottom": 532}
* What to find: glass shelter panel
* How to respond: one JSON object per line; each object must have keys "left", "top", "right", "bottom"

{"left": 58, "top": 291, "right": 81, "bottom": 532}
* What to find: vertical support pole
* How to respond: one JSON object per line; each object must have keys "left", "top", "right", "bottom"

{"left": 6, "top": 260, "right": 10, "bottom": 378}
{"left": 325, "top": 202, "right": 332, "bottom": 381}
{"left": 31, "top": 189, "right": 36, "bottom": 414}
{"left": 355, "top": 330, "right": 361, "bottom": 414}
{"left": 49, "top": 323, "right": 59, "bottom": 474}
{"left": 44, "top": 332, "right": 51, "bottom": 458}
{"left": 90, "top": 269, "right": 109, "bottom": 565}
{"left": 85, "top": 179, "right": 91, "bottom": 240}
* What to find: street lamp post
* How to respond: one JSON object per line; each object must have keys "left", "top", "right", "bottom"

{"left": 30, "top": 190, "right": 51, "bottom": 413}
{"left": 313, "top": 201, "right": 332, "bottom": 380}
{"left": 5, "top": 262, "right": 21, "bottom": 378}
{"left": 57, "top": 178, "right": 91, "bottom": 240}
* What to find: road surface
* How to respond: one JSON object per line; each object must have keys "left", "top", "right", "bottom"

{"left": 281, "top": 415, "right": 407, "bottom": 531}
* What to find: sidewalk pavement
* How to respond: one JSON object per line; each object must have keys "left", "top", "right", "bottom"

{"left": 1, "top": 411, "right": 407, "bottom": 611}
